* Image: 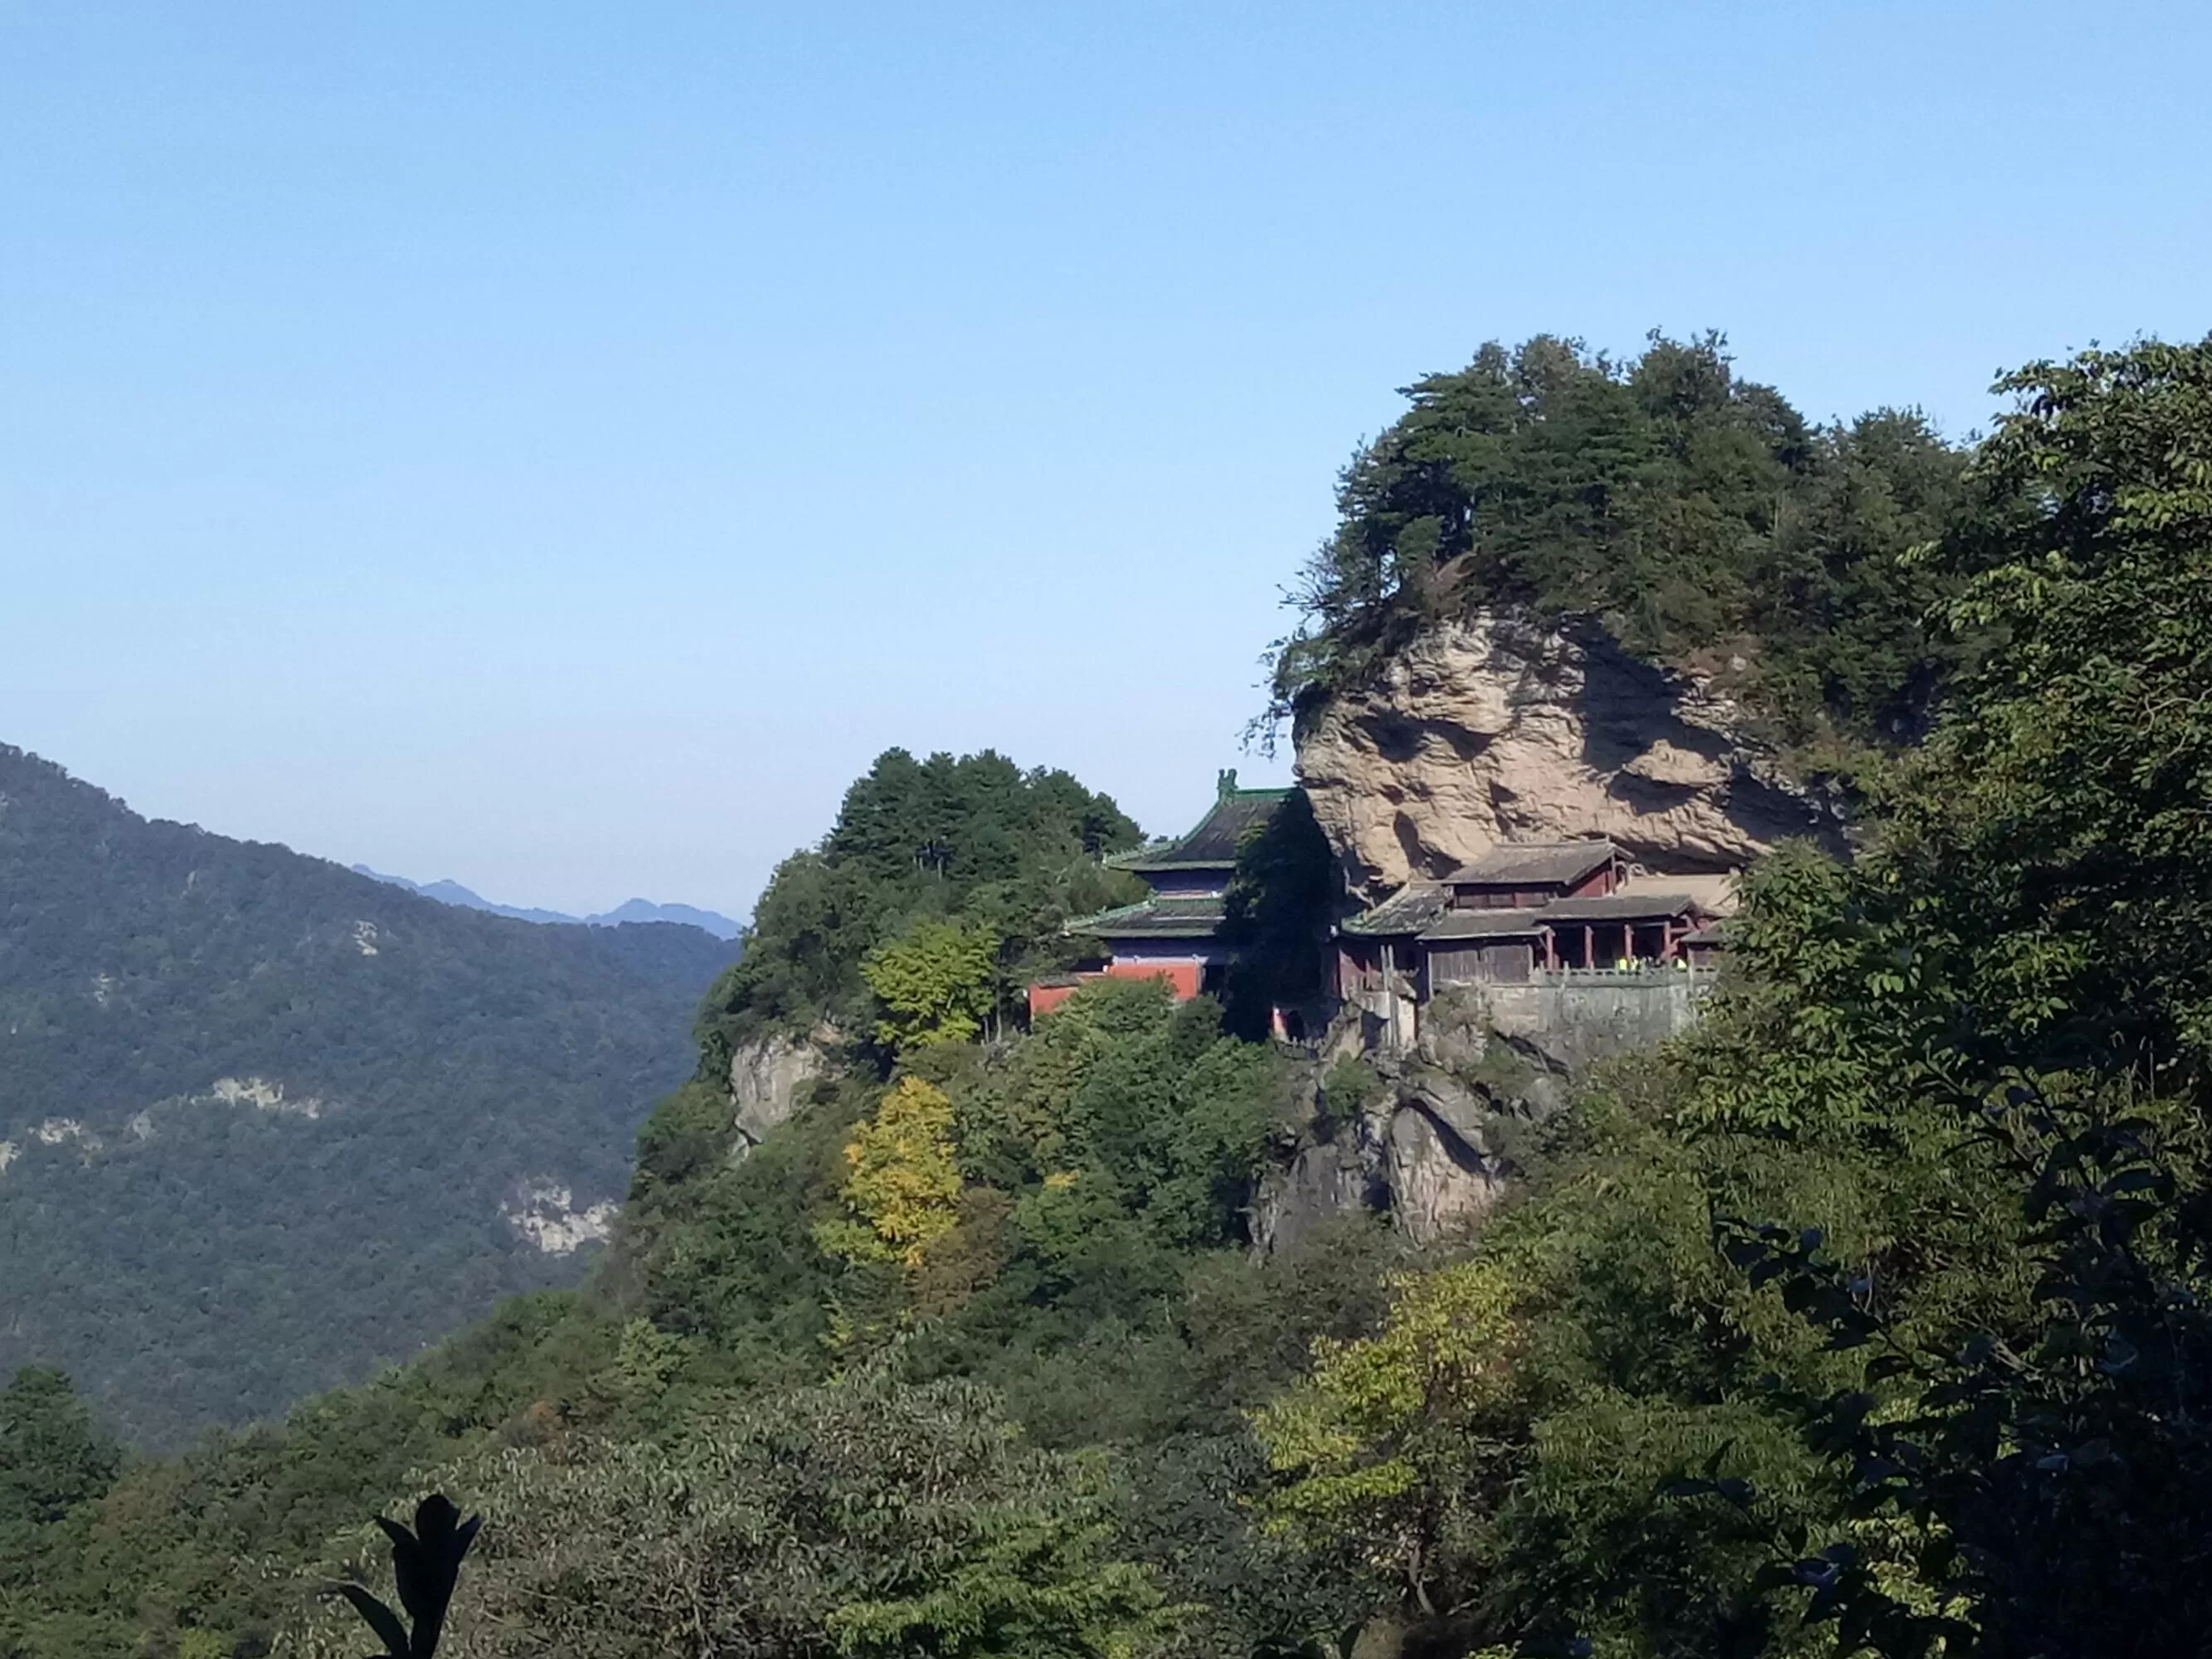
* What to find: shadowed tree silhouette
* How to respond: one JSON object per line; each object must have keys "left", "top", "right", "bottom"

{"left": 333, "top": 1494, "right": 481, "bottom": 1658}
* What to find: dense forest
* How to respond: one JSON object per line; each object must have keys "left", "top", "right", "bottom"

{"left": 0, "top": 750, "right": 737, "bottom": 1444}
{"left": 10, "top": 335, "right": 2212, "bottom": 1659}
{"left": 693, "top": 746, "right": 1145, "bottom": 1061}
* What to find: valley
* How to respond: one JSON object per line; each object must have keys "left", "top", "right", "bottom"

{"left": 0, "top": 746, "right": 737, "bottom": 1444}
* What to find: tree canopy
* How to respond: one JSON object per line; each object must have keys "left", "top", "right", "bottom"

{"left": 694, "top": 748, "right": 1141, "bottom": 1064}
{"left": 1267, "top": 333, "right": 1977, "bottom": 754}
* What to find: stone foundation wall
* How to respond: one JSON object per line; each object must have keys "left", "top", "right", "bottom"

{"left": 1470, "top": 972, "right": 1714, "bottom": 1070}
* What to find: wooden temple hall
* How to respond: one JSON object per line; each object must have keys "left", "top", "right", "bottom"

{"left": 1336, "top": 839, "right": 1730, "bottom": 998}
{"left": 1035, "top": 775, "right": 1733, "bottom": 1025}
{"left": 1034, "top": 777, "right": 1293, "bottom": 1016}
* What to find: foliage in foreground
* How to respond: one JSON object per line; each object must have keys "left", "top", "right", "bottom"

{"left": 289, "top": 1369, "right": 1173, "bottom": 1659}
{"left": 332, "top": 1495, "right": 479, "bottom": 1659}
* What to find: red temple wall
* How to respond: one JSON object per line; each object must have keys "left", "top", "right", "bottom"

{"left": 1028, "top": 958, "right": 1205, "bottom": 1019}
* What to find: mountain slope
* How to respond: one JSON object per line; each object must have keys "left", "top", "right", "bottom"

{"left": 588, "top": 897, "right": 742, "bottom": 937}
{"left": 0, "top": 744, "right": 737, "bottom": 1446}
{"left": 352, "top": 866, "right": 744, "bottom": 937}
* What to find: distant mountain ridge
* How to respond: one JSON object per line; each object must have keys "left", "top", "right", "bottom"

{"left": 351, "top": 866, "right": 743, "bottom": 939}
{"left": 0, "top": 742, "right": 740, "bottom": 1446}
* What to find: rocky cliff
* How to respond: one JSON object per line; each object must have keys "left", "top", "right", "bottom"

{"left": 1253, "top": 1035, "right": 1529, "bottom": 1254}
{"left": 1296, "top": 612, "right": 1838, "bottom": 898}
{"left": 1252, "top": 971, "right": 1707, "bottom": 1253}
{"left": 1257, "top": 613, "right": 1821, "bottom": 1249}
{"left": 727, "top": 1029, "right": 834, "bottom": 1150}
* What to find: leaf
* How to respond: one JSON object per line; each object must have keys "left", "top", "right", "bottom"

{"left": 337, "top": 1584, "right": 411, "bottom": 1658}
{"left": 377, "top": 1516, "right": 434, "bottom": 1624}
{"left": 415, "top": 1493, "right": 459, "bottom": 1548}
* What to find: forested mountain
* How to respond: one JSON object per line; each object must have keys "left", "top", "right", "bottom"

{"left": 350, "top": 868, "right": 743, "bottom": 939}
{"left": 12, "top": 338, "right": 2212, "bottom": 1659}
{"left": 0, "top": 746, "right": 737, "bottom": 1445}
{"left": 587, "top": 898, "right": 741, "bottom": 937}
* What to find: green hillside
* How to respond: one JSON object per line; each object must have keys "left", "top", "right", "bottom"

{"left": 0, "top": 746, "right": 736, "bottom": 1446}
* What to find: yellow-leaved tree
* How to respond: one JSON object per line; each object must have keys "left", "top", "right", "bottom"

{"left": 814, "top": 1076, "right": 964, "bottom": 1272}
{"left": 1252, "top": 1258, "right": 1524, "bottom": 1616}
{"left": 860, "top": 919, "right": 999, "bottom": 1053}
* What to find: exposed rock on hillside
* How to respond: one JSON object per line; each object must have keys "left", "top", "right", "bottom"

{"left": 1253, "top": 1048, "right": 1519, "bottom": 1252}
{"left": 1254, "top": 972, "right": 1711, "bottom": 1252}
{"left": 1383, "top": 1088, "right": 1510, "bottom": 1245}
{"left": 1296, "top": 612, "right": 1838, "bottom": 898}
{"left": 503, "top": 1179, "right": 619, "bottom": 1254}
{"left": 729, "top": 1029, "right": 834, "bottom": 1150}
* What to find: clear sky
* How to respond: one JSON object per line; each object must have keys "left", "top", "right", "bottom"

{"left": 4, "top": 2, "right": 2206, "bottom": 920}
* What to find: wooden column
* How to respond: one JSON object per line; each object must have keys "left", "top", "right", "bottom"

{"left": 1583, "top": 923, "right": 1594, "bottom": 970}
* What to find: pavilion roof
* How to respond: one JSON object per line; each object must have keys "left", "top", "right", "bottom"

{"left": 1340, "top": 883, "right": 1451, "bottom": 938}
{"left": 1108, "top": 788, "right": 1294, "bottom": 873}
{"left": 1419, "top": 910, "right": 1548, "bottom": 941}
{"left": 1539, "top": 891, "right": 1712, "bottom": 924}
{"left": 1441, "top": 839, "right": 1620, "bottom": 888}
{"left": 1065, "top": 894, "right": 1228, "bottom": 941}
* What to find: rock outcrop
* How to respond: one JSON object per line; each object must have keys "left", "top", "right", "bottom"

{"left": 1296, "top": 611, "right": 1838, "bottom": 899}
{"left": 728, "top": 1029, "right": 834, "bottom": 1150}
{"left": 1384, "top": 1086, "right": 1510, "bottom": 1244}
{"left": 502, "top": 1178, "right": 618, "bottom": 1255}
{"left": 1252, "top": 1043, "right": 1522, "bottom": 1252}
{"left": 1253, "top": 1136, "right": 1375, "bottom": 1256}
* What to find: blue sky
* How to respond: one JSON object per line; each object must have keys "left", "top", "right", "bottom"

{"left": 4, "top": 2, "right": 2206, "bottom": 919}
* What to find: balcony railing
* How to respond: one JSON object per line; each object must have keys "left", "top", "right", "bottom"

{"left": 1534, "top": 964, "right": 1718, "bottom": 985}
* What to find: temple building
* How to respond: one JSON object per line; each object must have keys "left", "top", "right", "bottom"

{"left": 1337, "top": 839, "right": 1731, "bottom": 1002}
{"left": 1033, "top": 788, "right": 1735, "bottom": 1036}
{"left": 1033, "top": 776, "right": 1292, "bottom": 1015}
{"left": 1441, "top": 839, "right": 1624, "bottom": 908}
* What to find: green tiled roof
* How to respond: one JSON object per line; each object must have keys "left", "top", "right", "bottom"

{"left": 1107, "top": 788, "right": 1293, "bottom": 873}
{"left": 1340, "top": 883, "right": 1451, "bottom": 938}
{"left": 1065, "top": 894, "right": 1228, "bottom": 941}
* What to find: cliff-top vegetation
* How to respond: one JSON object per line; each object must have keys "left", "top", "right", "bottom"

{"left": 692, "top": 746, "right": 1145, "bottom": 1062}
{"left": 1267, "top": 333, "right": 1986, "bottom": 757}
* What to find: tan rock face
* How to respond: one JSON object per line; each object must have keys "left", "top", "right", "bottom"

{"left": 1296, "top": 613, "right": 1835, "bottom": 898}
{"left": 1385, "top": 1102, "right": 1507, "bottom": 1246}
{"left": 729, "top": 1029, "right": 832, "bottom": 1149}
